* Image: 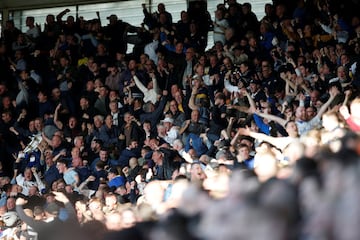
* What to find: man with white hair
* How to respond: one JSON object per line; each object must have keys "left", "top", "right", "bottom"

{"left": 161, "top": 117, "right": 180, "bottom": 146}
{"left": 173, "top": 139, "right": 186, "bottom": 158}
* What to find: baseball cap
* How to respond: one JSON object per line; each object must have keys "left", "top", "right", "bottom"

{"left": 161, "top": 117, "right": 174, "bottom": 124}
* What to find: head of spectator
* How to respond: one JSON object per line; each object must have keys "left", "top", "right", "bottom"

{"left": 38, "top": 89, "right": 49, "bottom": 103}
{"left": 68, "top": 116, "right": 78, "bottom": 130}
{"left": 127, "top": 59, "right": 137, "bottom": 72}
{"left": 98, "top": 148, "right": 109, "bottom": 163}
{"left": 284, "top": 106, "right": 294, "bottom": 120}
{"left": 173, "top": 89, "right": 184, "bottom": 106}
{"left": 86, "top": 79, "right": 95, "bottom": 92}
{"left": 240, "top": 136, "right": 254, "bottom": 151}
{"left": 143, "top": 101, "right": 156, "bottom": 113}
{"left": 91, "top": 138, "right": 103, "bottom": 153}
{"left": 25, "top": 16, "right": 35, "bottom": 28}
{"left": 168, "top": 100, "right": 179, "bottom": 115}
{"left": 51, "top": 134, "right": 63, "bottom": 149}
{"left": 74, "top": 135, "right": 84, "bottom": 149}
{"left": 33, "top": 206, "right": 45, "bottom": 220}
{"left": 128, "top": 157, "right": 138, "bottom": 170}
{"left": 336, "top": 65, "right": 351, "bottom": 85}
{"left": 157, "top": 123, "right": 166, "bottom": 138}
{"left": 249, "top": 79, "right": 261, "bottom": 94}
{"left": 152, "top": 149, "right": 165, "bottom": 166}
{"left": 222, "top": 57, "right": 233, "bottom": 73}
{"left": 161, "top": 117, "right": 174, "bottom": 132}
{"left": 51, "top": 87, "right": 61, "bottom": 102}
{"left": 306, "top": 106, "right": 317, "bottom": 120}
{"left": 104, "top": 192, "right": 118, "bottom": 212}
{"left": 285, "top": 120, "right": 299, "bottom": 138}
{"left": 1, "top": 110, "right": 13, "bottom": 124}
{"left": 0, "top": 82, "right": 8, "bottom": 97}
{"left": 104, "top": 114, "right": 114, "bottom": 129}
{"left": 128, "top": 139, "right": 139, "bottom": 150}
{"left": 190, "top": 162, "right": 206, "bottom": 182}
{"left": 190, "top": 109, "right": 200, "bottom": 123}
{"left": 93, "top": 115, "right": 104, "bottom": 129}
{"left": 322, "top": 111, "right": 342, "bottom": 132}
{"left": 261, "top": 60, "right": 273, "bottom": 78}
{"left": 214, "top": 92, "right": 226, "bottom": 106}
{"left": 224, "top": 28, "right": 235, "bottom": 43}
{"left": 1, "top": 95, "right": 13, "bottom": 111}
{"left": 123, "top": 112, "right": 133, "bottom": 125}
{"left": 88, "top": 198, "right": 104, "bottom": 221}
{"left": 295, "top": 106, "right": 307, "bottom": 122}
{"left": 28, "top": 185, "right": 40, "bottom": 197}
{"left": 237, "top": 144, "right": 251, "bottom": 162}
{"left": 107, "top": 14, "right": 118, "bottom": 26}
{"left": 6, "top": 197, "right": 16, "bottom": 211}
{"left": 185, "top": 47, "right": 195, "bottom": 62}
{"left": 56, "top": 158, "right": 69, "bottom": 174}
{"left": 175, "top": 42, "right": 184, "bottom": 54}
{"left": 143, "top": 180, "right": 165, "bottom": 209}
{"left": 254, "top": 151, "right": 278, "bottom": 182}
{"left": 107, "top": 167, "right": 119, "bottom": 182}
{"left": 96, "top": 43, "right": 107, "bottom": 57}
{"left": 71, "top": 148, "right": 83, "bottom": 168}
{"left": 98, "top": 85, "right": 109, "bottom": 99}
{"left": 157, "top": 3, "right": 167, "bottom": 14}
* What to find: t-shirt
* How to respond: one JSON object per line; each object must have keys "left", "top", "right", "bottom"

{"left": 63, "top": 168, "right": 78, "bottom": 185}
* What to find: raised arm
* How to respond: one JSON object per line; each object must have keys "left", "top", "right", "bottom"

{"left": 342, "top": 89, "right": 352, "bottom": 106}
{"left": 255, "top": 110, "right": 288, "bottom": 127}
{"left": 179, "top": 120, "right": 190, "bottom": 135}
{"left": 280, "top": 72, "right": 297, "bottom": 97}
{"left": 188, "top": 87, "right": 199, "bottom": 111}
{"left": 237, "top": 127, "right": 285, "bottom": 150}
{"left": 133, "top": 75, "right": 148, "bottom": 94}
{"left": 53, "top": 191, "right": 78, "bottom": 223}
{"left": 241, "top": 88, "right": 256, "bottom": 111}
{"left": 316, "top": 87, "right": 337, "bottom": 118}
{"left": 16, "top": 198, "right": 44, "bottom": 231}
{"left": 56, "top": 8, "right": 70, "bottom": 22}
{"left": 149, "top": 72, "right": 159, "bottom": 93}
{"left": 226, "top": 117, "right": 235, "bottom": 138}
{"left": 31, "top": 167, "right": 46, "bottom": 193}
{"left": 53, "top": 104, "right": 63, "bottom": 130}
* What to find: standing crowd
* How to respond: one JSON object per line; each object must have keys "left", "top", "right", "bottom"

{"left": 0, "top": 0, "right": 360, "bottom": 239}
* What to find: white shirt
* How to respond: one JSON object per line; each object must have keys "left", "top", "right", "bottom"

{"left": 134, "top": 75, "right": 159, "bottom": 104}
{"left": 164, "top": 126, "right": 180, "bottom": 146}
{"left": 213, "top": 18, "right": 229, "bottom": 44}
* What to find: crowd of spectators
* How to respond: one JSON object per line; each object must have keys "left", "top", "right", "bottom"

{"left": 0, "top": 0, "right": 360, "bottom": 238}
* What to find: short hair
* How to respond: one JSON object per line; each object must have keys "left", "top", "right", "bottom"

{"left": 143, "top": 120, "right": 151, "bottom": 125}
{"left": 142, "top": 146, "right": 151, "bottom": 152}
{"left": 74, "top": 135, "right": 83, "bottom": 145}
{"left": 94, "top": 115, "right": 104, "bottom": 122}
{"left": 215, "top": 92, "right": 226, "bottom": 101}
{"left": 173, "top": 139, "right": 184, "bottom": 148}
{"left": 100, "top": 147, "right": 108, "bottom": 153}
{"left": 143, "top": 102, "right": 154, "bottom": 113}
{"left": 285, "top": 120, "right": 296, "bottom": 128}
{"left": 38, "top": 88, "right": 49, "bottom": 97}
{"left": 27, "top": 16, "right": 35, "bottom": 22}
{"left": 238, "top": 143, "right": 249, "bottom": 150}
{"left": 57, "top": 158, "right": 68, "bottom": 166}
